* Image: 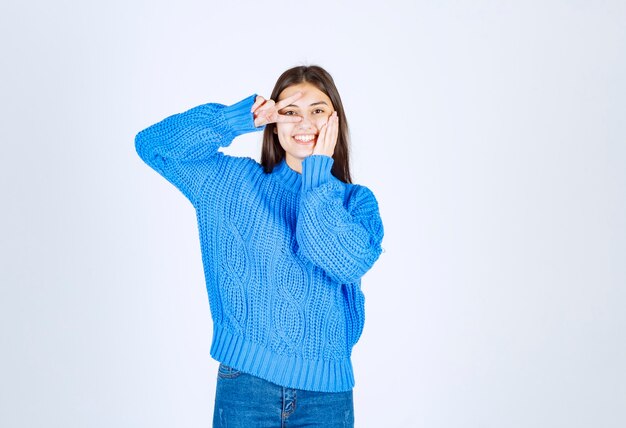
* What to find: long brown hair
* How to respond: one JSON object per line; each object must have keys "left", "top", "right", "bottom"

{"left": 261, "top": 65, "right": 352, "bottom": 184}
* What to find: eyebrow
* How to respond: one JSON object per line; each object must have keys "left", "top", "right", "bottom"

{"left": 283, "top": 101, "right": 329, "bottom": 109}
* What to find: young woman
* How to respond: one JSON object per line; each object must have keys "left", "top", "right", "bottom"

{"left": 135, "top": 65, "right": 384, "bottom": 427}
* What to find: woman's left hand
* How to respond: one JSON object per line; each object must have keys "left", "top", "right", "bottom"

{"left": 312, "top": 111, "right": 338, "bottom": 157}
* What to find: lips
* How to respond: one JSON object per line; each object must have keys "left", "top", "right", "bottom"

{"left": 293, "top": 134, "right": 317, "bottom": 144}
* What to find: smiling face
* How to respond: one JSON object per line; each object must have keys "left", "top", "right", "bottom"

{"left": 275, "top": 82, "right": 335, "bottom": 172}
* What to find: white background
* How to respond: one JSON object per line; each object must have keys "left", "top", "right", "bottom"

{"left": 1, "top": 1, "right": 625, "bottom": 427}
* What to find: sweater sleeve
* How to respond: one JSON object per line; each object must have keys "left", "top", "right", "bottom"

{"left": 134, "top": 94, "right": 261, "bottom": 205}
{"left": 296, "top": 155, "right": 384, "bottom": 284}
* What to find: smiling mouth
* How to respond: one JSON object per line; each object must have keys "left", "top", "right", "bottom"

{"left": 293, "top": 134, "right": 317, "bottom": 144}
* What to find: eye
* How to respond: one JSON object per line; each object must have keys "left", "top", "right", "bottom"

{"left": 313, "top": 108, "right": 326, "bottom": 114}
{"left": 282, "top": 110, "right": 298, "bottom": 116}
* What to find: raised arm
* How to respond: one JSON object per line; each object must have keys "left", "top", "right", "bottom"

{"left": 134, "top": 95, "right": 260, "bottom": 204}
{"left": 296, "top": 155, "right": 384, "bottom": 284}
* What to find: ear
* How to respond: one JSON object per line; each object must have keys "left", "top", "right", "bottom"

{"left": 273, "top": 127, "right": 277, "bottom": 134}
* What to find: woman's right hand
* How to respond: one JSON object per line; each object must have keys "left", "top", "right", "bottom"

{"left": 251, "top": 92, "right": 304, "bottom": 127}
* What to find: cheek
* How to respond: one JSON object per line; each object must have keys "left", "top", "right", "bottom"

{"left": 315, "top": 115, "right": 331, "bottom": 129}
{"left": 276, "top": 123, "right": 290, "bottom": 136}
{"left": 276, "top": 124, "right": 293, "bottom": 146}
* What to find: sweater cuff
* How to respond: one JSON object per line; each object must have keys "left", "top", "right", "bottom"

{"left": 301, "top": 155, "right": 334, "bottom": 191}
{"left": 222, "top": 94, "right": 262, "bottom": 136}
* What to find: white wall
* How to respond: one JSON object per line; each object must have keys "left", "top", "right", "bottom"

{"left": 1, "top": 1, "right": 624, "bottom": 427}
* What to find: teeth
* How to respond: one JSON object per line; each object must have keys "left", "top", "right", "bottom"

{"left": 293, "top": 135, "right": 316, "bottom": 143}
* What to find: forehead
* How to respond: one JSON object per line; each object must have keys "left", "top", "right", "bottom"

{"left": 278, "top": 82, "right": 333, "bottom": 106}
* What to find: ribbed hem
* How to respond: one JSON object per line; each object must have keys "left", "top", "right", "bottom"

{"left": 301, "top": 155, "right": 334, "bottom": 191}
{"left": 210, "top": 325, "right": 355, "bottom": 392}
{"left": 222, "top": 94, "right": 261, "bottom": 136}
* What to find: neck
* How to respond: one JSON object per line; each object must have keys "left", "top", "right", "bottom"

{"left": 285, "top": 155, "right": 303, "bottom": 174}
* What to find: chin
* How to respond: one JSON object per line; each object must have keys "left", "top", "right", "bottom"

{"left": 291, "top": 148, "right": 314, "bottom": 158}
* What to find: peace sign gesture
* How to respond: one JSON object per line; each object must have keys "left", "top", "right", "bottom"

{"left": 251, "top": 92, "right": 304, "bottom": 128}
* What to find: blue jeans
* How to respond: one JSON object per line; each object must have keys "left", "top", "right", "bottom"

{"left": 213, "top": 364, "right": 354, "bottom": 427}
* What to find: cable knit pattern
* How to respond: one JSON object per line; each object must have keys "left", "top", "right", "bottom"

{"left": 135, "top": 94, "right": 384, "bottom": 392}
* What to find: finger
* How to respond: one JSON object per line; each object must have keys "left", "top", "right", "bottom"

{"left": 256, "top": 99, "right": 275, "bottom": 114}
{"left": 254, "top": 100, "right": 274, "bottom": 118}
{"left": 275, "top": 115, "right": 302, "bottom": 123}
{"left": 262, "top": 111, "right": 275, "bottom": 124}
{"left": 327, "top": 112, "right": 339, "bottom": 148}
{"left": 254, "top": 115, "right": 267, "bottom": 127}
{"left": 253, "top": 101, "right": 275, "bottom": 122}
{"left": 254, "top": 110, "right": 272, "bottom": 127}
{"left": 251, "top": 96, "right": 266, "bottom": 113}
{"left": 275, "top": 91, "right": 303, "bottom": 110}
{"left": 325, "top": 112, "right": 338, "bottom": 137}
{"left": 316, "top": 122, "right": 328, "bottom": 150}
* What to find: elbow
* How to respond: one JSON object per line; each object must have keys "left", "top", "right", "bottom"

{"left": 333, "top": 267, "right": 365, "bottom": 285}
{"left": 342, "top": 245, "right": 383, "bottom": 283}
{"left": 135, "top": 130, "right": 165, "bottom": 171}
{"left": 338, "top": 229, "right": 384, "bottom": 282}
{"left": 135, "top": 130, "right": 151, "bottom": 163}
{"left": 296, "top": 225, "right": 384, "bottom": 284}
{"left": 331, "top": 256, "right": 380, "bottom": 284}
{"left": 303, "top": 241, "right": 383, "bottom": 284}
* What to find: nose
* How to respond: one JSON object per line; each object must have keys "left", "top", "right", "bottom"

{"left": 297, "top": 112, "right": 315, "bottom": 130}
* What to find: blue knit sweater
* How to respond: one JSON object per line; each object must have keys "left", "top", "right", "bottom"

{"left": 135, "top": 94, "right": 384, "bottom": 392}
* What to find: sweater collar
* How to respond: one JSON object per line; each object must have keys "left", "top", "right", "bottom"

{"left": 272, "top": 159, "right": 302, "bottom": 193}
